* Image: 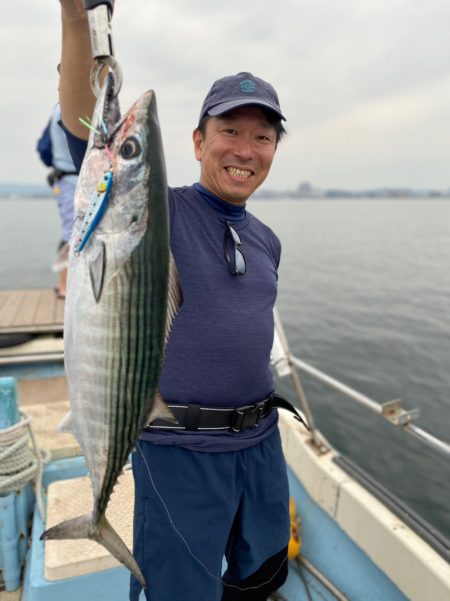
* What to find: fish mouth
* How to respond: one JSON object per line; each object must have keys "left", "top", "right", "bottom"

{"left": 92, "top": 74, "right": 122, "bottom": 145}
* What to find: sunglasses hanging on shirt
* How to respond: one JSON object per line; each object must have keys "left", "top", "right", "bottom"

{"left": 223, "top": 222, "right": 246, "bottom": 276}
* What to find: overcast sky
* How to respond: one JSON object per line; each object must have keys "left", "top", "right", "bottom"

{"left": 2, "top": 0, "right": 449, "bottom": 191}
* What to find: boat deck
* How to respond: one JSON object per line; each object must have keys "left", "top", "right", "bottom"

{"left": 0, "top": 289, "right": 64, "bottom": 335}
{"left": 1, "top": 295, "right": 448, "bottom": 601}
{"left": 0, "top": 378, "right": 75, "bottom": 601}
{"left": 0, "top": 289, "right": 65, "bottom": 368}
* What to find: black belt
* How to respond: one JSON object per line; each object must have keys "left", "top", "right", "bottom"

{"left": 47, "top": 168, "right": 78, "bottom": 187}
{"left": 146, "top": 393, "right": 309, "bottom": 433}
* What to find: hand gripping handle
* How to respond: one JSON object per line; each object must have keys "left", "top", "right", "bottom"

{"left": 83, "top": 0, "right": 114, "bottom": 13}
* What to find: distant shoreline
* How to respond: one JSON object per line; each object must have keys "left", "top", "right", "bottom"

{"left": 254, "top": 189, "right": 450, "bottom": 200}
{"left": 253, "top": 193, "right": 450, "bottom": 200}
{"left": 2, "top": 195, "right": 450, "bottom": 203}
{"left": 1, "top": 182, "right": 449, "bottom": 202}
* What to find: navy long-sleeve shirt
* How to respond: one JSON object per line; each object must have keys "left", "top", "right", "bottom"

{"left": 65, "top": 129, "right": 281, "bottom": 451}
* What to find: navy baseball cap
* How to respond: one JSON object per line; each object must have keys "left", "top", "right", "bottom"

{"left": 198, "top": 72, "right": 286, "bottom": 124}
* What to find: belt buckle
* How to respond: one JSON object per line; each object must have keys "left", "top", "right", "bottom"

{"left": 231, "top": 403, "right": 263, "bottom": 433}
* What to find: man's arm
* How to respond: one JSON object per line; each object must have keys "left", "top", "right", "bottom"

{"left": 59, "top": 0, "right": 97, "bottom": 140}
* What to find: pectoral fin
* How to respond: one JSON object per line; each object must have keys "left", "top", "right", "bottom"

{"left": 89, "top": 241, "right": 106, "bottom": 303}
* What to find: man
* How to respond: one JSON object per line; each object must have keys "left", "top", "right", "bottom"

{"left": 59, "top": 2, "right": 290, "bottom": 600}
{"left": 37, "top": 102, "right": 78, "bottom": 298}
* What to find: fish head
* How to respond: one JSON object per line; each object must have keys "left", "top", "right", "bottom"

{"left": 73, "top": 80, "right": 167, "bottom": 264}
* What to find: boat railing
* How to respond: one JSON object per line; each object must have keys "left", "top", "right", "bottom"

{"left": 272, "top": 309, "right": 450, "bottom": 459}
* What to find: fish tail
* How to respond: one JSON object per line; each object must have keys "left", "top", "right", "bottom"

{"left": 40, "top": 512, "right": 93, "bottom": 541}
{"left": 40, "top": 513, "right": 146, "bottom": 587}
{"left": 96, "top": 516, "right": 146, "bottom": 587}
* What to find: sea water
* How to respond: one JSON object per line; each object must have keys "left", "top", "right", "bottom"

{"left": 0, "top": 197, "right": 449, "bottom": 537}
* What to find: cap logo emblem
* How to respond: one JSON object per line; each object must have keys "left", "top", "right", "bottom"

{"left": 240, "top": 80, "right": 256, "bottom": 94}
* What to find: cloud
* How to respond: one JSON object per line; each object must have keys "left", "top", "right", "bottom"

{"left": 1, "top": 0, "right": 450, "bottom": 189}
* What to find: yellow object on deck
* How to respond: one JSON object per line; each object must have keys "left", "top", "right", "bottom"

{"left": 288, "top": 497, "right": 301, "bottom": 560}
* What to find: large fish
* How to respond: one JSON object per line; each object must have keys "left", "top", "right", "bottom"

{"left": 40, "top": 76, "right": 181, "bottom": 587}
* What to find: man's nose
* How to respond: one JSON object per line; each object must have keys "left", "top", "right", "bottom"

{"left": 233, "top": 137, "right": 254, "bottom": 160}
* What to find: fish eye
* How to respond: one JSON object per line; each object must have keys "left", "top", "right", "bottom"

{"left": 120, "top": 136, "right": 141, "bottom": 159}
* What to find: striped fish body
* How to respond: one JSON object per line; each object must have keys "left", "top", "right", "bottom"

{"left": 41, "top": 83, "right": 180, "bottom": 587}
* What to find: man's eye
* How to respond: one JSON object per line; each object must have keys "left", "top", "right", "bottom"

{"left": 257, "top": 135, "right": 274, "bottom": 143}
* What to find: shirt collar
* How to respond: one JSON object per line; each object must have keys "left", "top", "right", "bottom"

{"left": 194, "top": 182, "right": 246, "bottom": 222}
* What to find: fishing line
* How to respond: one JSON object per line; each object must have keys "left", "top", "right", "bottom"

{"left": 78, "top": 115, "right": 113, "bottom": 163}
{"left": 96, "top": 111, "right": 114, "bottom": 162}
{"left": 78, "top": 116, "right": 100, "bottom": 133}
{"left": 97, "top": 110, "right": 108, "bottom": 134}
{"left": 136, "top": 441, "right": 288, "bottom": 592}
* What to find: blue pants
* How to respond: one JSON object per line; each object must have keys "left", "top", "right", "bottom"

{"left": 130, "top": 428, "right": 290, "bottom": 601}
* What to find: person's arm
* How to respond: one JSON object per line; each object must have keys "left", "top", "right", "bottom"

{"left": 59, "top": 0, "right": 97, "bottom": 140}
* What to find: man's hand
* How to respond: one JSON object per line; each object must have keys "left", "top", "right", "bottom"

{"left": 60, "top": 0, "right": 88, "bottom": 22}
{"left": 83, "top": 0, "right": 114, "bottom": 12}
{"left": 59, "top": 0, "right": 96, "bottom": 140}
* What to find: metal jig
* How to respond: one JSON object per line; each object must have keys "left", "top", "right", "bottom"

{"left": 74, "top": 170, "right": 113, "bottom": 254}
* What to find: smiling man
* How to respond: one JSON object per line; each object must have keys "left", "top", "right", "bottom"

{"left": 58, "top": 3, "right": 289, "bottom": 600}
{"left": 137, "top": 75, "right": 290, "bottom": 601}
{"left": 192, "top": 73, "right": 285, "bottom": 205}
{"left": 136, "top": 75, "right": 290, "bottom": 601}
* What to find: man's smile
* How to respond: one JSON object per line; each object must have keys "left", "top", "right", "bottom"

{"left": 226, "top": 167, "right": 253, "bottom": 179}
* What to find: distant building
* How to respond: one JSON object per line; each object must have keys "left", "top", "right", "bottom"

{"left": 295, "top": 182, "right": 323, "bottom": 198}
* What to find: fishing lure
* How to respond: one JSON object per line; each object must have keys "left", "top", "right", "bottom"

{"left": 74, "top": 109, "right": 115, "bottom": 254}
{"left": 74, "top": 170, "right": 113, "bottom": 254}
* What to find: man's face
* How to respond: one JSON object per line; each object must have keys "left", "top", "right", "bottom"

{"left": 193, "top": 106, "right": 277, "bottom": 205}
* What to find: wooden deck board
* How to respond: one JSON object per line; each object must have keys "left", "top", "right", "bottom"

{"left": 34, "top": 289, "right": 57, "bottom": 325}
{"left": 0, "top": 289, "right": 64, "bottom": 334}
{"left": 0, "top": 289, "right": 9, "bottom": 314}
{"left": 10, "top": 289, "right": 40, "bottom": 326}
{"left": 0, "top": 290, "right": 24, "bottom": 327}
{"left": 54, "top": 292, "right": 66, "bottom": 323}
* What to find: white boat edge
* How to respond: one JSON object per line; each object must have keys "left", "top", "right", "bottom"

{"left": 278, "top": 408, "right": 450, "bottom": 601}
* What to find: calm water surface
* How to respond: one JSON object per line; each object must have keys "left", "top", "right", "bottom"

{"left": 1, "top": 197, "right": 449, "bottom": 537}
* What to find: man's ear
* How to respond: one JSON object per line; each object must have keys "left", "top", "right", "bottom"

{"left": 193, "top": 129, "right": 203, "bottom": 161}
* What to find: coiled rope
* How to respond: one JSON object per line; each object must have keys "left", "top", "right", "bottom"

{"left": 0, "top": 411, "right": 47, "bottom": 517}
